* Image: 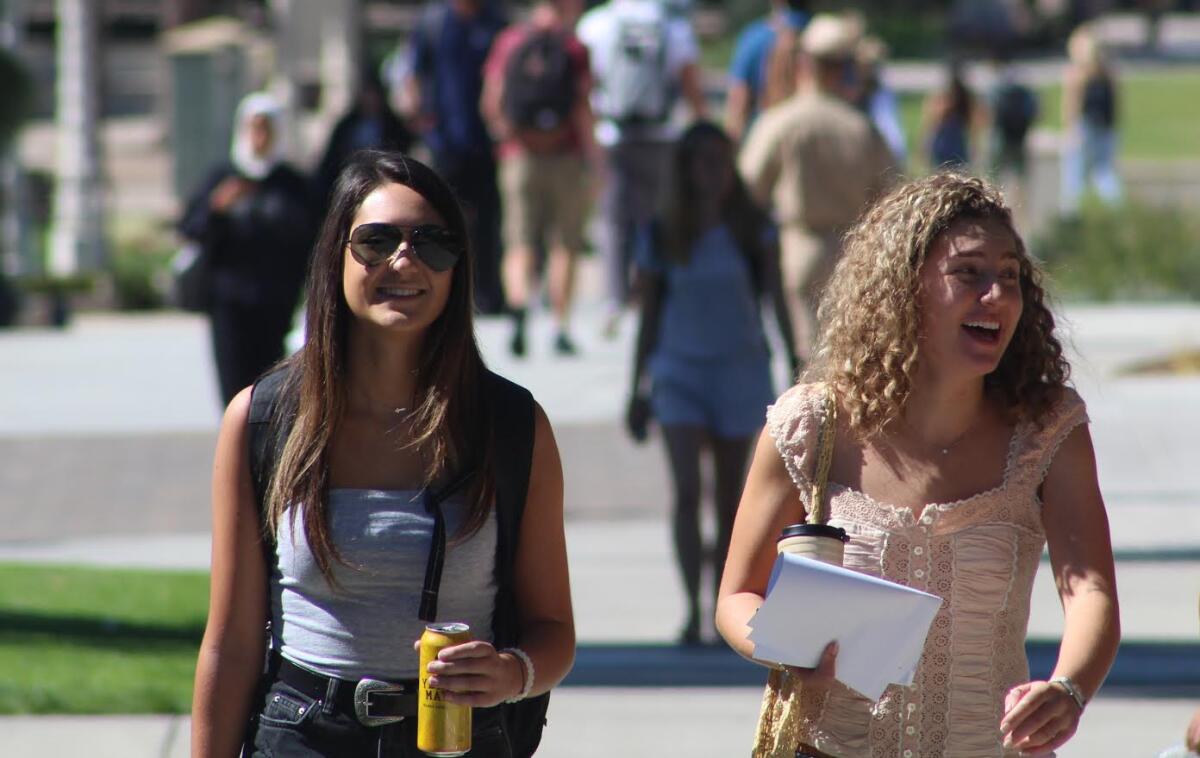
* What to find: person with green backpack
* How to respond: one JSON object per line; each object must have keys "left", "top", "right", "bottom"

{"left": 191, "top": 150, "right": 574, "bottom": 757}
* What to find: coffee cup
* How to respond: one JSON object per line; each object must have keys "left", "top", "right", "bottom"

{"left": 777, "top": 523, "right": 849, "bottom": 567}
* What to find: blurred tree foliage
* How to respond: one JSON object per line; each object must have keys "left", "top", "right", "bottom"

{"left": 0, "top": 47, "right": 33, "bottom": 154}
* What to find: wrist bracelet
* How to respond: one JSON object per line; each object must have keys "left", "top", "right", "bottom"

{"left": 1048, "top": 675, "right": 1087, "bottom": 711}
{"left": 500, "top": 647, "right": 535, "bottom": 703}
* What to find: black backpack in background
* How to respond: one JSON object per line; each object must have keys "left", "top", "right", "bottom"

{"left": 994, "top": 82, "right": 1037, "bottom": 147}
{"left": 502, "top": 28, "right": 577, "bottom": 133}
{"left": 247, "top": 367, "right": 550, "bottom": 757}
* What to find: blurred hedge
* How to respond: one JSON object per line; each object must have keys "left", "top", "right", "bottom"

{"left": 1034, "top": 201, "right": 1200, "bottom": 301}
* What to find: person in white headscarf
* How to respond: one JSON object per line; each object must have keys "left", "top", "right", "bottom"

{"left": 179, "top": 92, "right": 317, "bottom": 405}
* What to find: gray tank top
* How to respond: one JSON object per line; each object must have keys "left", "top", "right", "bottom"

{"left": 270, "top": 488, "right": 497, "bottom": 681}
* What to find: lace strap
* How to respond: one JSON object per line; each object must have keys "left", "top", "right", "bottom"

{"left": 1035, "top": 393, "right": 1090, "bottom": 487}
{"left": 1010, "top": 388, "right": 1090, "bottom": 493}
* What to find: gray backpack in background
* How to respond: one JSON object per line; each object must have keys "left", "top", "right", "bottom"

{"left": 601, "top": 7, "right": 672, "bottom": 125}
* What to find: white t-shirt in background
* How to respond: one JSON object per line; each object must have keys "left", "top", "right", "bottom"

{"left": 577, "top": 0, "right": 700, "bottom": 146}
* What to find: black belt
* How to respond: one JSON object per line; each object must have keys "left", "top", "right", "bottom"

{"left": 275, "top": 657, "right": 418, "bottom": 727}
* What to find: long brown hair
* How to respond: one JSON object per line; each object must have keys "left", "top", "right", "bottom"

{"left": 264, "top": 150, "right": 494, "bottom": 584}
{"left": 809, "top": 172, "right": 1069, "bottom": 437}
{"left": 660, "top": 121, "right": 770, "bottom": 293}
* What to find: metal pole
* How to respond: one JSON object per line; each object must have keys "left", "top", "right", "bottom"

{"left": 48, "top": 0, "right": 105, "bottom": 276}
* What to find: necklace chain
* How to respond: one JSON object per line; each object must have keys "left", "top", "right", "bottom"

{"left": 900, "top": 415, "right": 978, "bottom": 456}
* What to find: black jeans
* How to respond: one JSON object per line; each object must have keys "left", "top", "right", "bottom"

{"left": 248, "top": 679, "right": 512, "bottom": 758}
{"left": 209, "top": 297, "right": 295, "bottom": 405}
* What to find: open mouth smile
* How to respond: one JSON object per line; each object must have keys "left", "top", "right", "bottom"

{"left": 962, "top": 319, "right": 1001, "bottom": 345}
{"left": 376, "top": 286, "right": 424, "bottom": 302}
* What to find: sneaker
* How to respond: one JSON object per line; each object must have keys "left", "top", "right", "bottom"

{"left": 553, "top": 332, "right": 578, "bottom": 356}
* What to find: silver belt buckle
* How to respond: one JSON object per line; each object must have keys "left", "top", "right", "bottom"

{"left": 353, "top": 678, "right": 408, "bottom": 727}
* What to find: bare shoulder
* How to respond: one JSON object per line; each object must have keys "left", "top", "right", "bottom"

{"left": 223, "top": 386, "right": 254, "bottom": 430}
{"left": 214, "top": 387, "right": 255, "bottom": 460}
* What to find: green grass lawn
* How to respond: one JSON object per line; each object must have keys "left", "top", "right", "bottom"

{"left": 0, "top": 563, "right": 208, "bottom": 714}
{"left": 898, "top": 70, "right": 1200, "bottom": 167}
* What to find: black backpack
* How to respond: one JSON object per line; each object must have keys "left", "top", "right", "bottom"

{"left": 247, "top": 367, "right": 550, "bottom": 757}
{"left": 502, "top": 28, "right": 577, "bottom": 133}
{"left": 994, "top": 82, "right": 1037, "bottom": 146}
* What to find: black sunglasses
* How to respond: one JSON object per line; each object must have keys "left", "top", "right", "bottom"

{"left": 346, "top": 223, "right": 464, "bottom": 272}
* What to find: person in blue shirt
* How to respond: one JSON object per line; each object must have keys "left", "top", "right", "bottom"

{"left": 627, "top": 121, "right": 797, "bottom": 646}
{"left": 724, "top": 0, "right": 810, "bottom": 143}
{"left": 406, "top": 0, "right": 509, "bottom": 314}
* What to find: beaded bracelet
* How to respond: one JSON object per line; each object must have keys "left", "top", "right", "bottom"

{"left": 500, "top": 647, "right": 535, "bottom": 703}
{"left": 1049, "top": 675, "right": 1087, "bottom": 711}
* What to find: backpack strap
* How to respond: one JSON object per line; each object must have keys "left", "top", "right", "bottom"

{"left": 248, "top": 367, "right": 296, "bottom": 552}
{"left": 486, "top": 369, "right": 536, "bottom": 647}
{"left": 418, "top": 469, "right": 477, "bottom": 622}
{"left": 482, "top": 370, "right": 550, "bottom": 758}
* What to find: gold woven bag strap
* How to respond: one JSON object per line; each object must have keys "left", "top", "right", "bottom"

{"left": 808, "top": 387, "right": 837, "bottom": 526}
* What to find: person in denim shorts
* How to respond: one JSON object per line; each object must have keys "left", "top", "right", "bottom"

{"left": 191, "top": 151, "right": 575, "bottom": 757}
{"left": 627, "top": 122, "right": 797, "bottom": 646}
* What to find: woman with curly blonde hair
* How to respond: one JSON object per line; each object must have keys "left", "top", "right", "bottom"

{"left": 717, "top": 173, "right": 1119, "bottom": 756}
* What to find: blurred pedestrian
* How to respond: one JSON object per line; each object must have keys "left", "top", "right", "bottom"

{"left": 406, "top": 0, "right": 508, "bottom": 314}
{"left": 578, "top": 0, "right": 708, "bottom": 336}
{"left": 313, "top": 67, "right": 415, "bottom": 212}
{"left": 724, "top": 0, "right": 811, "bottom": 144}
{"left": 628, "top": 121, "right": 796, "bottom": 646}
{"left": 987, "top": 51, "right": 1038, "bottom": 215}
{"left": 178, "top": 92, "right": 316, "bottom": 405}
{"left": 1061, "top": 24, "right": 1122, "bottom": 214}
{"left": 190, "top": 150, "right": 574, "bottom": 757}
{"left": 481, "top": 0, "right": 597, "bottom": 357}
{"left": 920, "top": 61, "right": 986, "bottom": 171}
{"left": 854, "top": 34, "right": 907, "bottom": 168}
{"left": 739, "top": 13, "right": 897, "bottom": 367}
{"left": 717, "top": 173, "right": 1119, "bottom": 756}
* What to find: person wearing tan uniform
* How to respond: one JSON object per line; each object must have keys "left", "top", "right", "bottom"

{"left": 739, "top": 14, "right": 897, "bottom": 365}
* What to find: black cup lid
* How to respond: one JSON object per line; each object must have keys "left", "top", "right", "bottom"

{"left": 779, "top": 523, "right": 849, "bottom": 542}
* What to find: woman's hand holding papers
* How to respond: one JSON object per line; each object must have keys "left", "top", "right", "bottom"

{"left": 776, "top": 640, "right": 839, "bottom": 686}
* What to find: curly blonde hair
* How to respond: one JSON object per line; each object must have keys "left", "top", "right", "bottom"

{"left": 808, "top": 172, "right": 1069, "bottom": 437}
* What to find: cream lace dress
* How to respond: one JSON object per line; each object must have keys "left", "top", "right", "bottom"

{"left": 762, "top": 383, "right": 1088, "bottom": 757}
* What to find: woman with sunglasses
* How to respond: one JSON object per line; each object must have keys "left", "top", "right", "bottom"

{"left": 191, "top": 150, "right": 574, "bottom": 757}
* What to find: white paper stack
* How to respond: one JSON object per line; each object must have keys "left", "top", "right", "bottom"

{"left": 748, "top": 553, "right": 944, "bottom": 701}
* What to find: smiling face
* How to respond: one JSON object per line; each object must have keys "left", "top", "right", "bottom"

{"left": 916, "top": 215, "right": 1025, "bottom": 381}
{"left": 342, "top": 182, "right": 455, "bottom": 338}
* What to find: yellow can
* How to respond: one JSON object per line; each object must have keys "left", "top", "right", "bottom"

{"left": 417, "top": 622, "right": 473, "bottom": 757}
